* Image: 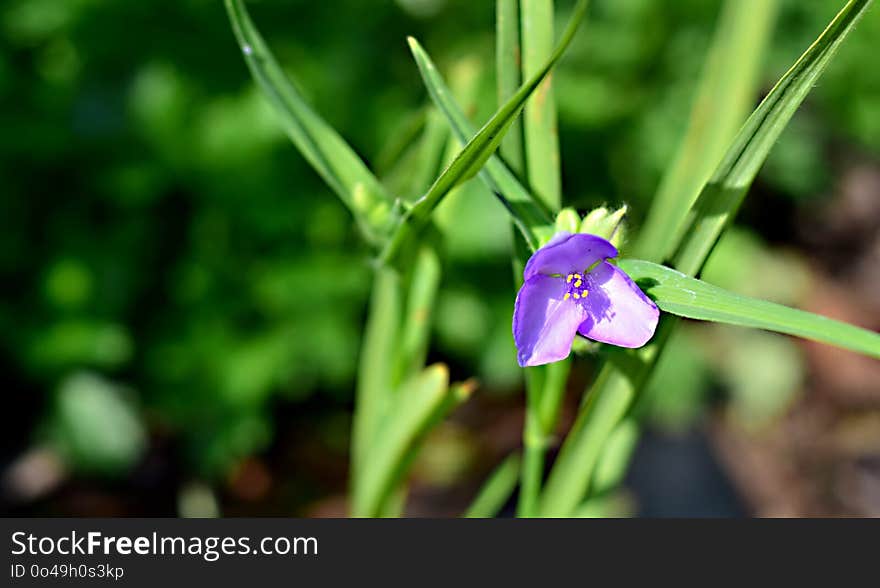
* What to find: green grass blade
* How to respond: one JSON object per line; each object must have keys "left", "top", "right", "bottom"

{"left": 620, "top": 259, "right": 880, "bottom": 358}
{"left": 381, "top": 1, "right": 588, "bottom": 264}
{"left": 409, "top": 0, "right": 584, "bottom": 212}
{"left": 395, "top": 246, "right": 442, "bottom": 384}
{"left": 634, "top": 0, "right": 778, "bottom": 261}
{"left": 351, "top": 267, "right": 401, "bottom": 496}
{"left": 538, "top": 337, "right": 663, "bottom": 516}
{"left": 590, "top": 417, "right": 641, "bottom": 496}
{"left": 497, "top": 0, "right": 525, "bottom": 174}
{"left": 411, "top": 109, "right": 451, "bottom": 198}
{"left": 521, "top": 0, "right": 561, "bottom": 209}
{"left": 464, "top": 453, "right": 522, "bottom": 518}
{"left": 375, "top": 108, "right": 428, "bottom": 180}
{"left": 517, "top": 0, "right": 566, "bottom": 518}
{"left": 353, "top": 365, "right": 468, "bottom": 517}
{"left": 675, "top": 0, "right": 874, "bottom": 276}
{"left": 406, "top": 37, "right": 554, "bottom": 251}
{"left": 225, "top": 0, "right": 395, "bottom": 245}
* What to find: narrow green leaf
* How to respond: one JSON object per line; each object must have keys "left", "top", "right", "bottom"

{"left": 675, "top": 0, "right": 873, "bottom": 275}
{"left": 351, "top": 267, "right": 401, "bottom": 494}
{"left": 538, "top": 338, "right": 662, "bottom": 517}
{"left": 381, "top": 0, "right": 588, "bottom": 264}
{"left": 375, "top": 108, "right": 428, "bottom": 180}
{"left": 521, "top": 0, "right": 561, "bottom": 209}
{"left": 517, "top": 0, "right": 567, "bottom": 518}
{"left": 519, "top": 352, "right": 569, "bottom": 518}
{"left": 353, "top": 365, "right": 467, "bottom": 517}
{"left": 497, "top": 0, "right": 525, "bottom": 174}
{"left": 395, "top": 246, "right": 442, "bottom": 384}
{"left": 406, "top": 37, "right": 554, "bottom": 252}
{"left": 410, "top": 109, "right": 451, "bottom": 198}
{"left": 620, "top": 259, "right": 880, "bottom": 358}
{"left": 464, "top": 453, "right": 522, "bottom": 518}
{"left": 519, "top": 384, "right": 545, "bottom": 518}
{"left": 635, "top": 0, "right": 778, "bottom": 261}
{"left": 591, "top": 417, "right": 640, "bottom": 496}
{"left": 224, "top": 0, "right": 394, "bottom": 245}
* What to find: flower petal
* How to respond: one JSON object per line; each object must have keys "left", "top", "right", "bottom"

{"left": 513, "top": 274, "right": 587, "bottom": 367}
{"left": 578, "top": 261, "right": 659, "bottom": 348}
{"left": 524, "top": 232, "right": 618, "bottom": 280}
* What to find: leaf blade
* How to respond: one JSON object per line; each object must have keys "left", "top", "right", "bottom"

{"left": 620, "top": 259, "right": 880, "bottom": 358}
{"left": 464, "top": 453, "right": 522, "bottom": 518}
{"left": 497, "top": 0, "right": 525, "bottom": 174}
{"left": 353, "top": 364, "right": 464, "bottom": 517}
{"left": 225, "top": 0, "right": 394, "bottom": 245}
{"left": 634, "top": 0, "right": 778, "bottom": 261}
{"left": 406, "top": 37, "right": 554, "bottom": 251}
{"left": 521, "top": 0, "right": 562, "bottom": 210}
{"left": 351, "top": 267, "right": 402, "bottom": 494}
{"left": 674, "top": 0, "right": 874, "bottom": 275}
{"left": 381, "top": 0, "right": 588, "bottom": 263}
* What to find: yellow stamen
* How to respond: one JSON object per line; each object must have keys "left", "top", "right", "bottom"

{"left": 574, "top": 279, "right": 582, "bottom": 288}
{"left": 573, "top": 293, "right": 580, "bottom": 300}
{"left": 566, "top": 274, "right": 573, "bottom": 283}
{"left": 563, "top": 293, "right": 570, "bottom": 300}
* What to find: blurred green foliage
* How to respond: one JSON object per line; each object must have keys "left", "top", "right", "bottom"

{"left": 2, "top": 0, "right": 878, "bottom": 484}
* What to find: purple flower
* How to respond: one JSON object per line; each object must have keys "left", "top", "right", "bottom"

{"left": 513, "top": 232, "right": 659, "bottom": 367}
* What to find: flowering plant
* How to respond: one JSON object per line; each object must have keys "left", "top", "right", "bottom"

{"left": 227, "top": 0, "right": 879, "bottom": 517}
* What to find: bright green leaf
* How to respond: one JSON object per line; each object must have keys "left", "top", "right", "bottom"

{"left": 675, "top": 0, "right": 874, "bottom": 275}
{"left": 464, "top": 453, "right": 521, "bottom": 518}
{"left": 353, "top": 365, "right": 470, "bottom": 517}
{"left": 620, "top": 259, "right": 880, "bottom": 359}
{"left": 381, "top": 0, "right": 588, "bottom": 264}
{"left": 225, "top": 0, "right": 395, "bottom": 245}
{"left": 406, "top": 37, "right": 554, "bottom": 252}
{"left": 635, "top": 0, "right": 778, "bottom": 261}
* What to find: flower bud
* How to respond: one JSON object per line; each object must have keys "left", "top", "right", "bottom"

{"left": 579, "top": 204, "right": 628, "bottom": 248}
{"left": 554, "top": 207, "right": 581, "bottom": 234}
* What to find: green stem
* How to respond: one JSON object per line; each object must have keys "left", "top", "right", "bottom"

{"left": 521, "top": 0, "right": 561, "bottom": 210}
{"left": 517, "top": 358, "right": 570, "bottom": 517}
{"left": 539, "top": 321, "right": 670, "bottom": 516}
{"left": 351, "top": 267, "right": 401, "bottom": 503}
{"left": 515, "top": 0, "right": 568, "bottom": 518}
{"left": 394, "top": 245, "right": 442, "bottom": 385}
{"left": 518, "top": 370, "right": 546, "bottom": 517}
{"left": 518, "top": 436, "right": 545, "bottom": 517}
{"left": 465, "top": 453, "right": 522, "bottom": 518}
{"left": 497, "top": 0, "right": 525, "bottom": 174}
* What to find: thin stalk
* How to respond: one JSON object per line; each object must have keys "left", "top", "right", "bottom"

{"left": 465, "top": 453, "right": 522, "bottom": 518}
{"left": 382, "top": 0, "right": 588, "bottom": 266}
{"left": 539, "top": 323, "right": 669, "bottom": 516}
{"left": 351, "top": 267, "right": 402, "bottom": 503}
{"left": 353, "top": 365, "right": 457, "bottom": 517}
{"left": 514, "top": 0, "right": 569, "bottom": 517}
{"left": 497, "top": 0, "right": 525, "bottom": 174}
{"left": 521, "top": 0, "right": 562, "bottom": 209}
{"left": 394, "top": 245, "right": 442, "bottom": 385}
{"left": 634, "top": 0, "right": 777, "bottom": 261}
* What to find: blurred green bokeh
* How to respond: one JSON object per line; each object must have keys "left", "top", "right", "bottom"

{"left": 2, "top": 0, "right": 878, "bottom": 511}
